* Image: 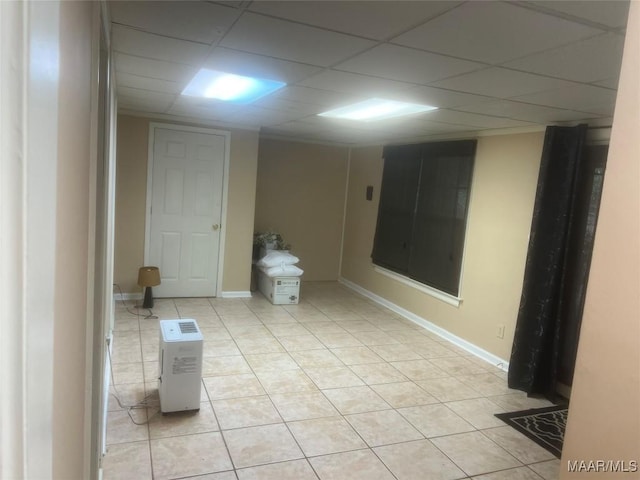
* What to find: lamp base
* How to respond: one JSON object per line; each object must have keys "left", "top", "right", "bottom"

{"left": 142, "top": 286, "right": 154, "bottom": 309}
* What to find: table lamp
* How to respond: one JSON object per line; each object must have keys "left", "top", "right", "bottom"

{"left": 138, "top": 266, "right": 161, "bottom": 309}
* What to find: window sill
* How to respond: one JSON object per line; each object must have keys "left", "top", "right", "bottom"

{"left": 373, "top": 265, "right": 462, "bottom": 308}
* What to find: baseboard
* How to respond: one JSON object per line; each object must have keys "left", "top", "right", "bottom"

{"left": 113, "top": 292, "right": 142, "bottom": 301}
{"left": 338, "top": 276, "right": 509, "bottom": 372}
{"left": 220, "top": 291, "right": 253, "bottom": 298}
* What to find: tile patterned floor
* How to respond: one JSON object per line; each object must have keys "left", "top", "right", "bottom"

{"left": 104, "top": 282, "right": 560, "bottom": 480}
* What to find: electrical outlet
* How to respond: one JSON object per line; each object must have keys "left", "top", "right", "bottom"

{"left": 496, "top": 324, "right": 506, "bottom": 339}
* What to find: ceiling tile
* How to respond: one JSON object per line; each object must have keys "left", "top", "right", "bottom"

{"left": 511, "top": 84, "right": 617, "bottom": 114}
{"left": 116, "top": 72, "right": 182, "bottom": 94}
{"left": 393, "top": 2, "right": 601, "bottom": 64}
{"left": 504, "top": 33, "right": 624, "bottom": 82}
{"left": 298, "top": 70, "right": 414, "bottom": 96}
{"left": 229, "top": 106, "right": 305, "bottom": 127}
{"left": 430, "top": 68, "right": 575, "bottom": 98}
{"left": 335, "top": 44, "right": 485, "bottom": 84}
{"left": 248, "top": 1, "right": 461, "bottom": 40}
{"left": 112, "top": 25, "right": 210, "bottom": 66}
{"left": 454, "top": 99, "right": 602, "bottom": 123}
{"left": 114, "top": 53, "right": 197, "bottom": 83}
{"left": 202, "top": 47, "right": 322, "bottom": 84}
{"left": 219, "top": 12, "right": 375, "bottom": 66}
{"left": 426, "top": 109, "right": 534, "bottom": 129}
{"left": 267, "top": 86, "right": 355, "bottom": 107}
{"left": 385, "top": 86, "right": 493, "bottom": 109}
{"left": 527, "top": 0, "right": 630, "bottom": 28}
{"left": 251, "top": 97, "right": 324, "bottom": 116}
{"left": 110, "top": 1, "right": 240, "bottom": 44}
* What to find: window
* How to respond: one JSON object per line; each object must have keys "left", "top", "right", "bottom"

{"left": 371, "top": 140, "right": 476, "bottom": 297}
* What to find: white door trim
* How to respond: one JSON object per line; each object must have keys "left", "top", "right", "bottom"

{"left": 144, "top": 122, "right": 231, "bottom": 297}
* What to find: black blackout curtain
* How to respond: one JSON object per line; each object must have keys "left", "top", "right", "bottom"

{"left": 508, "top": 124, "right": 587, "bottom": 398}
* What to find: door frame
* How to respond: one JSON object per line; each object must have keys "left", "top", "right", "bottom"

{"left": 144, "top": 122, "right": 231, "bottom": 297}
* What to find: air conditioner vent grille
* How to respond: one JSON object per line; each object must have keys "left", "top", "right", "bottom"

{"left": 179, "top": 321, "right": 198, "bottom": 334}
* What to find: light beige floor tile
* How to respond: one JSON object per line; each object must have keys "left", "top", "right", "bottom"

{"left": 304, "top": 366, "right": 365, "bottom": 389}
{"left": 148, "top": 401, "right": 219, "bottom": 439}
{"left": 212, "top": 395, "right": 282, "bottom": 430}
{"left": 315, "top": 332, "right": 364, "bottom": 348}
{"left": 410, "top": 342, "right": 459, "bottom": 358}
{"left": 472, "top": 467, "right": 545, "bottom": 480}
{"left": 270, "top": 391, "right": 339, "bottom": 421}
{"left": 390, "top": 359, "right": 449, "bottom": 380}
{"left": 349, "top": 363, "right": 407, "bottom": 385}
{"left": 457, "top": 373, "right": 516, "bottom": 396}
{"left": 351, "top": 330, "right": 399, "bottom": 346}
{"left": 330, "top": 346, "right": 384, "bottom": 365}
{"left": 346, "top": 409, "right": 423, "bottom": 447}
{"left": 255, "top": 369, "right": 318, "bottom": 394}
{"left": 417, "top": 376, "right": 482, "bottom": 402}
{"left": 397, "top": 404, "right": 475, "bottom": 438}
{"left": 256, "top": 313, "right": 298, "bottom": 325}
{"left": 322, "top": 386, "right": 391, "bottom": 415}
{"left": 488, "top": 392, "right": 554, "bottom": 411}
{"left": 151, "top": 431, "right": 232, "bottom": 480}
{"left": 290, "top": 349, "right": 344, "bottom": 368}
{"left": 278, "top": 335, "right": 326, "bottom": 351}
{"left": 111, "top": 362, "right": 144, "bottom": 385}
{"left": 429, "top": 356, "right": 489, "bottom": 376}
{"left": 371, "top": 382, "right": 438, "bottom": 408}
{"left": 374, "top": 439, "right": 466, "bottom": 480}
{"left": 244, "top": 352, "right": 300, "bottom": 372}
{"left": 266, "top": 323, "right": 310, "bottom": 337}
{"left": 203, "top": 339, "right": 241, "bottom": 357}
{"left": 194, "top": 317, "right": 225, "bottom": 329}
{"left": 223, "top": 424, "right": 303, "bottom": 469}
{"left": 203, "top": 373, "right": 266, "bottom": 400}
{"left": 200, "top": 327, "right": 233, "bottom": 341}
{"left": 111, "top": 343, "right": 143, "bottom": 364}
{"left": 234, "top": 335, "right": 285, "bottom": 355}
{"left": 102, "top": 441, "right": 152, "bottom": 480}
{"left": 143, "top": 361, "right": 159, "bottom": 384}
{"left": 288, "top": 416, "right": 367, "bottom": 456}
{"left": 303, "top": 321, "right": 345, "bottom": 334}
{"left": 226, "top": 324, "right": 271, "bottom": 338}
{"left": 202, "top": 356, "right": 252, "bottom": 377}
{"left": 184, "top": 471, "right": 238, "bottom": 480}
{"left": 445, "top": 398, "right": 507, "bottom": 429}
{"left": 431, "top": 431, "right": 521, "bottom": 476}
{"left": 369, "top": 344, "right": 423, "bottom": 362}
{"left": 236, "top": 459, "right": 318, "bottom": 480}
{"left": 141, "top": 342, "right": 159, "bottom": 362}
{"left": 310, "top": 449, "right": 395, "bottom": 480}
{"left": 106, "top": 409, "right": 148, "bottom": 445}
{"left": 528, "top": 459, "right": 561, "bottom": 480}
{"left": 112, "top": 330, "right": 142, "bottom": 346}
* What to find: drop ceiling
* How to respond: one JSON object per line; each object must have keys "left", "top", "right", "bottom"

{"left": 111, "top": 0, "right": 629, "bottom": 145}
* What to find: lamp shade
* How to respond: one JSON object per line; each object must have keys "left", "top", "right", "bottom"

{"left": 138, "top": 266, "right": 161, "bottom": 287}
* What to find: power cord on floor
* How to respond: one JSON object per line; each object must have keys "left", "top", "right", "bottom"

{"left": 113, "top": 283, "right": 156, "bottom": 318}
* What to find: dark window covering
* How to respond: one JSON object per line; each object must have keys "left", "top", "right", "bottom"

{"left": 508, "top": 124, "right": 589, "bottom": 398}
{"left": 372, "top": 140, "right": 476, "bottom": 296}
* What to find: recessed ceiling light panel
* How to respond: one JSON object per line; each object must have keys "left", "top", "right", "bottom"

{"left": 182, "top": 68, "right": 286, "bottom": 104}
{"left": 318, "top": 98, "right": 437, "bottom": 121}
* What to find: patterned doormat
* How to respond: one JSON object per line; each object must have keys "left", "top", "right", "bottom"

{"left": 495, "top": 405, "right": 568, "bottom": 458}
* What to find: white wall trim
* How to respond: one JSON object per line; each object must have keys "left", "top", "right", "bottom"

{"left": 373, "top": 266, "right": 462, "bottom": 308}
{"left": 144, "top": 122, "right": 231, "bottom": 298}
{"left": 221, "top": 291, "right": 253, "bottom": 298}
{"left": 339, "top": 277, "right": 509, "bottom": 371}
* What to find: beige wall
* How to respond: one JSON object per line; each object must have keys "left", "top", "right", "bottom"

{"left": 561, "top": 2, "right": 640, "bottom": 477}
{"left": 53, "top": 2, "right": 94, "bottom": 478}
{"left": 114, "top": 115, "right": 259, "bottom": 294}
{"left": 341, "top": 132, "right": 544, "bottom": 361}
{"left": 255, "top": 138, "right": 349, "bottom": 281}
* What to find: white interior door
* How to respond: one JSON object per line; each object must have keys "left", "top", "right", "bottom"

{"left": 149, "top": 127, "right": 226, "bottom": 297}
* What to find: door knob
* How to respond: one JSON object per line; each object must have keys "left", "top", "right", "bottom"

{"left": 212, "top": 224, "right": 220, "bottom": 231}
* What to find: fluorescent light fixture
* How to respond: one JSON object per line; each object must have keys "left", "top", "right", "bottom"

{"left": 181, "top": 69, "right": 286, "bottom": 104}
{"left": 318, "top": 98, "right": 437, "bottom": 121}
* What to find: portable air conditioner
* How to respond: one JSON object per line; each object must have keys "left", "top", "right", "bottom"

{"left": 158, "top": 319, "right": 203, "bottom": 413}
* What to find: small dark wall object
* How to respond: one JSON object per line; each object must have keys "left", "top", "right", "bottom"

{"left": 366, "top": 185, "right": 373, "bottom": 201}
